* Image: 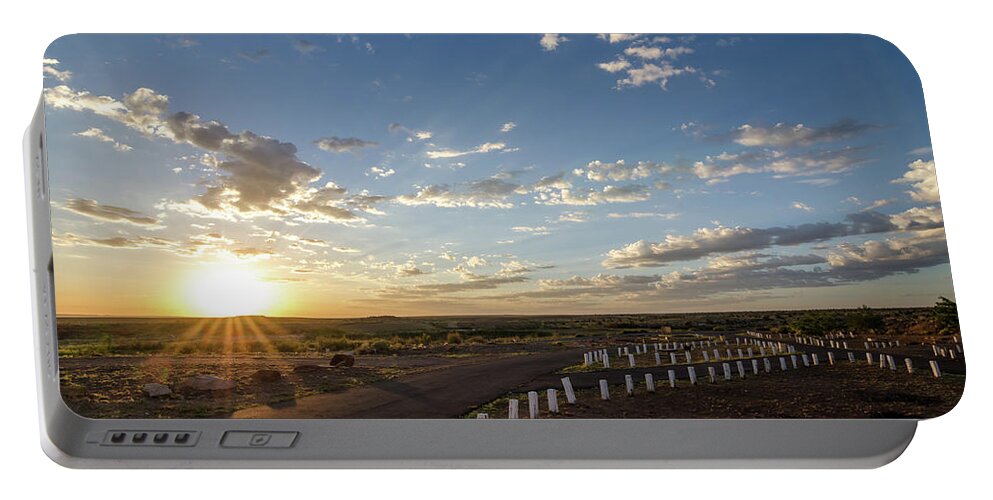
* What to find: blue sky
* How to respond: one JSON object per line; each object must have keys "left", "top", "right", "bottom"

{"left": 41, "top": 34, "right": 952, "bottom": 317}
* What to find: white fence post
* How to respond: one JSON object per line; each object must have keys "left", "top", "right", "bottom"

{"left": 812, "top": 353, "right": 819, "bottom": 366}
{"left": 763, "top": 358, "right": 772, "bottom": 373}
{"left": 668, "top": 369, "right": 677, "bottom": 388}
{"left": 654, "top": 352, "right": 661, "bottom": 366}
{"left": 779, "top": 357, "right": 788, "bottom": 371}
{"left": 904, "top": 358, "right": 913, "bottom": 374}
{"left": 929, "top": 360, "right": 942, "bottom": 378}
{"left": 477, "top": 413, "right": 489, "bottom": 419}
{"left": 628, "top": 354, "right": 636, "bottom": 367}
{"left": 625, "top": 374, "right": 635, "bottom": 396}
{"left": 561, "top": 376, "right": 577, "bottom": 404}
{"left": 736, "top": 361, "right": 746, "bottom": 378}
{"left": 645, "top": 373, "right": 655, "bottom": 392}
{"left": 508, "top": 399, "right": 519, "bottom": 419}
{"left": 688, "top": 366, "right": 698, "bottom": 385}
{"left": 707, "top": 366, "right": 717, "bottom": 383}
{"left": 599, "top": 379, "right": 610, "bottom": 400}
{"left": 751, "top": 359, "right": 759, "bottom": 375}
{"left": 528, "top": 391, "right": 539, "bottom": 419}
{"left": 722, "top": 363, "right": 732, "bottom": 380}
{"left": 547, "top": 388, "right": 559, "bottom": 414}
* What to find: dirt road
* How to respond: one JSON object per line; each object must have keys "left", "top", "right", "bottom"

{"left": 231, "top": 348, "right": 584, "bottom": 418}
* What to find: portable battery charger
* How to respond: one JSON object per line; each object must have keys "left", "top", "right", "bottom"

{"left": 25, "top": 34, "right": 963, "bottom": 468}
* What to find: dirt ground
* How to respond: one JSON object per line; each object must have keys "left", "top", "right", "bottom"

{"left": 472, "top": 362, "right": 965, "bottom": 419}
{"left": 58, "top": 353, "right": 461, "bottom": 418}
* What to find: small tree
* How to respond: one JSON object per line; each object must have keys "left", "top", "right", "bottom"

{"left": 847, "top": 305, "right": 885, "bottom": 334}
{"left": 789, "top": 311, "right": 845, "bottom": 336}
{"left": 932, "top": 297, "right": 960, "bottom": 336}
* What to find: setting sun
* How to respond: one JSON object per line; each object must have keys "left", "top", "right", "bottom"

{"left": 182, "top": 261, "right": 278, "bottom": 317}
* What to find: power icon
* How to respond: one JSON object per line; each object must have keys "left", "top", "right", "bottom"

{"left": 249, "top": 433, "right": 272, "bottom": 446}
{"left": 220, "top": 431, "right": 298, "bottom": 448}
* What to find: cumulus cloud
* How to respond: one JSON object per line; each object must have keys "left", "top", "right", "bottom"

{"left": 825, "top": 229, "right": 949, "bottom": 281}
{"left": 46, "top": 83, "right": 374, "bottom": 224}
{"left": 73, "top": 127, "right": 133, "bottom": 152}
{"left": 623, "top": 45, "right": 693, "bottom": 60}
{"left": 597, "top": 58, "right": 632, "bottom": 73}
{"left": 692, "top": 147, "right": 868, "bottom": 181}
{"left": 893, "top": 159, "right": 939, "bottom": 203}
{"left": 396, "top": 179, "right": 527, "bottom": 209}
{"left": 367, "top": 166, "right": 396, "bottom": 178}
{"left": 535, "top": 184, "right": 651, "bottom": 206}
{"left": 314, "top": 136, "right": 378, "bottom": 154}
{"left": 578, "top": 159, "right": 672, "bottom": 182}
{"left": 497, "top": 231, "right": 949, "bottom": 304}
{"left": 45, "top": 85, "right": 170, "bottom": 136}
{"left": 540, "top": 34, "right": 568, "bottom": 51}
{"left": 730, "top": 120, "right": 877, "bottom": 148}
{"left": 557, "top": 211, "right": 590, "bottom": 223}
{"left": 500, "top": 122, "right": 517, "bottom": 133}
{"left": 602, "top": 207, "right": 944, "bottom": 268}
{"left": 615, "top": 62, "right": 698, "bottom": 89}
{"left": 597, "top": 34, "right": 641, "bottom": 44}
{"left": 792, "top": 201, "right": 813, "bottom": 212}
{"left": 64, "top": 199, "right": 159, "bottom": 226}
{"left": 42, "top": 58, "right": 72, "bottom": 82}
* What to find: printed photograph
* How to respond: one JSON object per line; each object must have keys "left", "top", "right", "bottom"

{"left": 43, "top": 34, "right": 963, "bottom": 419}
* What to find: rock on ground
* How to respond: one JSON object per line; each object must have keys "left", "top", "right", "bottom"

{"left": 142, "top": 383, "right": 172, "bottom": 398}
{"left": 178, "top": 375, "right": 236, "bottom": 393}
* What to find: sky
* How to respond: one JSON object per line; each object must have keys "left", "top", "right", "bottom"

{"left": 41, "top": 34, "right": 954, "bottom": 317}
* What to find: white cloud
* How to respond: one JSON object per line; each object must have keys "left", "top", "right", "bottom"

{"left": 426, "top": 142, "right": 510, "bottom": 159}
{"left": 893, "top": 159, "right": 939, "bottom": 203}
{"left": 597, "top": 58, "right": 631, "bottom": 73}
{"left": 63, "top": 199, "right": 159, "bottom": 226}
{"left": 367, "top": 166, "right": 396, "bottom": 178}
{"left": 500, "top": 122, "right": 517, "bottom": 133}
{"left": 556, "top": 211, "right": 590, "bottom": 223}
{"left": 540, "top": 34, "right": 568, "bottom": 51}
{"left": 43, "top": 59, "right": 72, "bottom": 82}
{"left": 47, "top": 83, "right": 378, "bottom": 224}
{"left": 597, "top": 34, "right": 641, "bottom": 44}
{"left": 616, "top": 62, "right": 697, "bottom": 90}
{"left": 396, "top": 179, "right": 527, "bottom": 209}
{"left": 535, "top": 184, "right": 652, "bottom": 206}
{"left": 731, "top": 120, "right": 876, "bottom": 148}
{"left": 607, "top": 212, "right": 679, "bottom": 220}
{"left": 513, "top": 225, "right": 551, "bottom": 235}
{"left": 792, "top": 201, "right": 813, "bottom": 212}
{"left": 623, "top": 46, "right": 693, "bottom": 60}
{"left": 602, "top": 208, "right": 943, "bottom": 268}
{"left": 73, "top": 127, "right": 133, "bottom": 152}
{"left": 579, "top": 159, "right": 670, "bottom": 182}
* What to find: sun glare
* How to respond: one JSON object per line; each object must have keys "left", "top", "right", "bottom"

{"left": 182, "top": 262, "right": 277, "bottom": 317}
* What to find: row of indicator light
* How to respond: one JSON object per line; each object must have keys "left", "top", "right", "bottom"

{"left": 109, "top": 431, "right": 193, "bottom": 445}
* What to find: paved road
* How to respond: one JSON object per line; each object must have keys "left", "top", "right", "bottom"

{"left": 232, "top": 348, "right": 585, "bottom": 418}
